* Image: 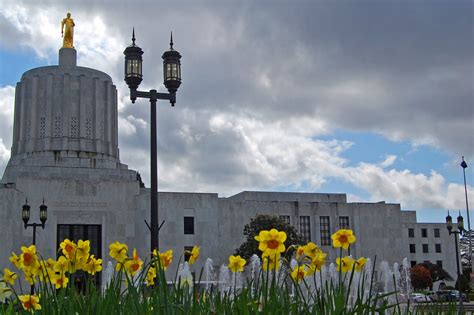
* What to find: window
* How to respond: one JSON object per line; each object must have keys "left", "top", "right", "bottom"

{"left": 320, "top": 216, "right": 331, "bottom": 246}
{"left": 423, "top": 244, "right": 429, "bottom": 253}
{"left": 339, "top": 216, "right": 350, "bottom": 229}
{"left": 434, "top": 228, "right": 440, "bottom": 238}
{"left": 184, "top": 246, "right": 194, "bottom": 262}
{"left": 279, "top": 215, "right": 290, "bottom": 225}
{"left": 57, "top": 224, "right": 101, "bottom": 289}
{"left": 410, "top": 244, "right": 416, "bottom": 253}
{"left": 184, "top": 216, "right": 194, "bottom": 234}
{"left": 435, "top": 244, "right": 441, "bottom": 253}
{"left": 436, "top": 260, "right": 443, "bottom": 268}
{"left": 411, "top": 261, "right": 417, "bottom": 267}
{"left": 421, "top": 228, "right": 427, "bottom": 238}
{"left": 408, "top": 228, "right": 414, "bottom": 238}
{"left": 299, "top": 216, "right": 311, "bottom": 243}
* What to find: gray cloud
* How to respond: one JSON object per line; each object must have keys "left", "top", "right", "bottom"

{"left": 0, "top": 0, "right": 472, "bottom": 210}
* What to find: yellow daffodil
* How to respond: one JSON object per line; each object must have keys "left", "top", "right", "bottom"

{"left": 2, "top": 268, "right": 17, "bottom": 286}
{"left": 9, "top": 252, "right": 21, "bottom": 269}
{"left": 20, "top": 245, "right": 38, "bottom": 269}
{"left": 84, "top": 255, "right": 102, "bottom": 275}
{"left": 53, "top": 256, "right": 70, "bottom": 274}
{"left": 59, "top": 239, "right": 77, "bottom": 260}
{"left": 228, "top": 255, "right": 246, "bottom": 273}
{"left": 261, "top": 252, "right": 280, "bottom": 271}
{"left": 302, "top": 242, "right": 323, "bottom": 259}
{"left": 188, "top": 246, "right": 200, "bottom": 265}
{"left": 76, "top": 240, "right": 90, "bottom": 260}
{"left": 19, "top": 294, "right": 42, "bottom": 311}
{"left": 336, "top": 256, "right": 355, "bottom": 273}
{"left": 331, "top": 229, "right": 356, "bottom": 250}
{"left": 311, "top": 252, "right": 327, "bottom": 271}
{"left": 354, "top": 257, "right": 367, "bottom": 272}
{"left": 23, "top": 271, "right": 36, "bottom": 285}
{"left": 295, "top": 246, "right": 305, "bottom": 260}
{"left": 124, "top": 248, "right": 143, "bottom": 276}
{"left": 254, "top": 229, "right": 287, "bottom": 255}
{"left": 109, "top": 241, "right": 128, "bottom": 262}
{"left": 146, "top": 267, "right": 156, "bottom": 287}
{"left": 155, "top": 249, "right": 173, "bottom": 271}
{"left": 52, "top": 272, "right": 69, "bottom": 289}
{"left": 291, "top": 265, "right": 307, "bottom": 283}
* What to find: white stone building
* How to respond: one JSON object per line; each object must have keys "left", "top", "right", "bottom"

{"left": 0, "top": 48, "right": 459, "bottom": 284}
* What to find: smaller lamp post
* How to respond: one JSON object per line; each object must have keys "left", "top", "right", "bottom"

{"left": 446, "top": 211, "right": 465, "bottom": 314}
{"left": 22, "top": 198, "right": 47, "bottom": 294}
{"left": 22, "top": 198, "right": 48, "bottom": 246}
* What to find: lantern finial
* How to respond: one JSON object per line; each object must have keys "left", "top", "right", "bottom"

{"left": 132, "top": 27, "right": 136, "bottom": 46}
{"left": 170, "top": 31, "right": 173, "bottom": 49}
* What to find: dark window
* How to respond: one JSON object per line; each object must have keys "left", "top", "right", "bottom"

{"left": 435, "top": 244, "right": 441, "bottom": 253}
{"left": 411, "top": 261, "right": 417, "bottom": 267}
{"left": 434, "top": 228, "right": 440, "bottom": 238}
{"left": 408, "top": 228, "right": 414, "bottom": 238}
{"left": 423, "top": 244, "right": 429, "bottom": 253}
{"left": 436, "top": 260, "right": 443, "bottom": 268}
{"left": 184, "top": 246, "right": 194, "bottom": 262}
{"left": 279, "top": 215, "right": 290, "bottom": 225}
{"left": 57, "top": 224, "right": 102, "bottom": 289}
{"left": 339, "top": 216, "right": 350, "bottom": 229}
{"left": 410, "top": 244, "right": 416, "bottom": 253}
{"left": 421, "top": 228, "right": 427, "bottom": 238}
{"left": 300, "top": 216, "right": 311, "bottom": 243}
{"left": 320, "top": 216, "right": 330, "bottom": 246}
{"left": 184, "top": 216, "right": 194, "bottom": 234}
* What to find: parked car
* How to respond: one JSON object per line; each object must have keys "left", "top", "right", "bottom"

{"left": 411, "top": 293, "right": 432, "bottom": 303}
{"left": 436, "top": 290, "right": 468, "bottom": 302}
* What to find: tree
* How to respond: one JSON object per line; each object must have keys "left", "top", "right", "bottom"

{"left": 419, "top": 261, "right": 453, "bottom": 290}
{"left": 235, "top": 214, "right": 305, "bottom": 260}
{"left": 410, "top": 265, "right": 433, "bottom": 291}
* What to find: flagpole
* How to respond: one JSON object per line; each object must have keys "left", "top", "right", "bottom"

{"left": 461, "top": 156, "right": 471, "bottom": 271}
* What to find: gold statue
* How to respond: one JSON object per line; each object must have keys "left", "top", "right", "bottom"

{"left": 61, "top": 13, "right": 75, "bottom": 48}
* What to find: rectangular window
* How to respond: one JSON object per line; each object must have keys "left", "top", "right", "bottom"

{"left": 421, "top": 228, "right": 427, "bottom": 238}
{"left": 411, "top": 261, "right": 417, "bottom": 267}
{"left": 320, "top": 216, "right": 331, "bottom": 246}
{"left": 408, "top": 228, "right": 414, "bottom": 238}
{"left": 434, "top": 228, "right": 440, "bottom": 238}
{"left": 423, "top": 244, "right": 429, "bottom": 253}
{"left": 435, "top": 244, "right": 441, "bottom": 253}
{"left": 184, "top": 246, "right": 194, "bottom": 262}
{"left": 57, "top": 224, "right": 102, "bottom": 289}
{"left": 436, "top": 260, "right": 443, "bottom": 268}
{"left": 299, "top": 216, "right": 311, "bottom": 243}
{"left": 410, "top": 244, "right": 416, "bottom": 253}
{"left": 339, "top": 216, "right": 350, "bottom": 229}
{"left": 184, "top": 216, "right": 194, "bottom": 234}
{"left": 279, "top": 215, "right": 290, "bottom": 225}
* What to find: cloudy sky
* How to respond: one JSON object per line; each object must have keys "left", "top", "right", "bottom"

{"left": 0, "top": 0, "right": 472, "bottom": 223}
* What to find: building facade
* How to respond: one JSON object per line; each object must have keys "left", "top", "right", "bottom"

{"left": 0, "top": 47, "right": 458, "bottom": 284}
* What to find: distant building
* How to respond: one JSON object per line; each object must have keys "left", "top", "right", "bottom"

{"left": 0, "top": 46, "right": 458, "bottom": 284}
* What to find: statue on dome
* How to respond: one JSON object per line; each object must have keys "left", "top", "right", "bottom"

{"left": 61, "top": 13, "right": 75, "bottom": 48}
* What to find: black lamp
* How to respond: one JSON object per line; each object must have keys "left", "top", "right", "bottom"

{"left": 162, "top": 33, "right": 182, "bottom": 105}
{"left": 123, "top": 28, "right": 144, "bottom": 103}
{"left": 446, "top": 212, "right": 453, "bottom": 232}
{"left": 22, "top": 200, "right": 30, "bottom": 228}
{"left": 39, "top": 199, "right": 48, "bottom": 228}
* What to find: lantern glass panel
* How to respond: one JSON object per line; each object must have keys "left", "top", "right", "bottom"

{"left": 22, "top": 205, "right": 30, "bottom": 222}
{"left": 40, "top": 206, "right": 47, "bottom": 221}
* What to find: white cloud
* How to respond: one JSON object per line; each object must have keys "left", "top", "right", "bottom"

{"left": 380, "top": 155, "right": 397, "bottom": 168}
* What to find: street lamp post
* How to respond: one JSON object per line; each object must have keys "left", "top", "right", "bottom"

{"left": 123, "top": 29, "right": 182, "bottom": 253}
{"left": 461, "top": 157, "right": 471, "bottom": 271}
{"left": 446, "top": 211, "right": 465, "bottom": 314}
{"left": 22, "top": 198, "right": 48, "bottom": 294}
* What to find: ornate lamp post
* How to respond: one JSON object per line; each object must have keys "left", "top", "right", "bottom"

{"left": 22, "top": 198, "right": 47, "bottom": 294}
{"left": 22, "top": 199, "right": 48, "bottom": 246}
{"left": 123, "top": 29, "right": 182, "bottom": 253}
{"left": 446, "top": 211, "right": 465, "bottom": 314}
